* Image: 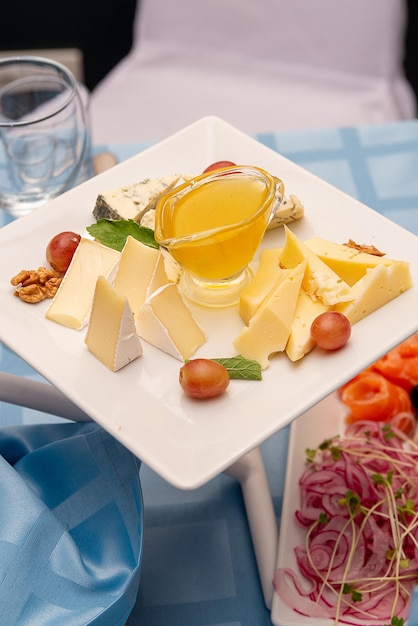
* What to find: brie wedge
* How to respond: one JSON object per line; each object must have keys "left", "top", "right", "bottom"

{"left": 85, "top": 276, "right": 143, "bottom": 371}
{"left": 113, "top": 236, "right": 169, "bottom": 316}
{"left": 136, "top": 283, "right": 207, "bottom": 360}
{"left": 46, "top": 238, "right": 119, "bottom": 330}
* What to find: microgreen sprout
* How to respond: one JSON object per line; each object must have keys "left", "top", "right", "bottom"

{"left": 277, "top": 423, "right": 418, "bottom": 626}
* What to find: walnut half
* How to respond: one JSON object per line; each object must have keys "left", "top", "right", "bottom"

{"left": 11, "top": 267, "right": 62, "bottom": 303}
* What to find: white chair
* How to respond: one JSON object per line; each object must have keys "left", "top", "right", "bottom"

{"left": 90, "top": 0, "right": 416, "bottom": 143}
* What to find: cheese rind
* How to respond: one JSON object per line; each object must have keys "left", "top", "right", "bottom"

{"left": 85, "top": 276, "right": 143, "bottom": 371}
{"left": 305, "top": 237, "right": 394, "bottom": 286}
{"left": 334, "top": 261, "right": 412, "bottom": 324}
{"left": 136, "top": 283, "right": 207, "bottom": 360}
{"left": 46, "top": 238, "right": 119, "bottom": 330}
{"left": 285, "top": 289, "right": 329, "bottom": 361}
{"left": 280, "top": 226, "right": 352, "bottom": 305}
{"left": 239, "top": 248, "right": 282, "bottom": 324}
{"left": 93, "top": 176, "right": 181, "bottom": 223}
{"left": 233, "top": 262, "right": 306, "bottom": 369}
{"left": 113, "top": 236, "right": 168, "bottom": 316}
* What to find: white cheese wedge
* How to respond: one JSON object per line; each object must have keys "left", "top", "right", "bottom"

{"left": 233, "top": 261, "right": 306, "bottom": 369}
{"left": 113, "top": 236, "right": 168, "bottom": 316}
{"left": 305, "top": 237, "right": 395, "bottom": 286}
{"left": 239, "top": 248, "right": 282, "bottom": 324}
{"left": 285, "top": 289, "right": 330, "bottom": 362}
{"left": 93, "top": 175, "right": 181, "bottom": 223}
{"left": 46, "top": 238, "right": 119, "bottom": 330}
{"left": 136, "top": 283, "right": 207, "bottom": 360}
{"left": 280, "top": 226, "right": 352, "bottom": 305}
{"left": 334, "top": 261, "right": 412, "bottom": 324}
{"left": 85, "top": 276, "right": 143, "bottom": 371}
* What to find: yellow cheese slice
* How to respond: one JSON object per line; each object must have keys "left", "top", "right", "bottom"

{"left": 239, "top": 248, "right": 282, "bottom": 324}
{"left": 85, "top": 276, "right": 143, "bottom": 371}
{"left": 113, "top": 236, "right": 168, "bottom": 316}
{"left": 334, "top": 261, "right": 412, "bottom": 324}
{"left": 136, "top": 283, "right": 207, "bottom": 360}
{"left": 285, "top": 289, "right": 329, "bottom": 362}
{"left": 46, "top": 238, "right": 119, "bottom": 330}
{"left": 305, "top": 237, "right": 395, "bottom": 286}
{"left": 233, "top": 261, "right": 306, "bottom": 369}
{"left": 280, "top": 226, "right": 352, "bottom": 305}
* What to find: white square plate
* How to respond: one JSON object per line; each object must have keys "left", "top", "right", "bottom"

{"left": 1, "top": 116, "right": 418, "bottom": 488}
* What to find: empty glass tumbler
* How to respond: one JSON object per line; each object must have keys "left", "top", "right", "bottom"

{"left": 0, "top": 56, "right": 91, "bottom": 217}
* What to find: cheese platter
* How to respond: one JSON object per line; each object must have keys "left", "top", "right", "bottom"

{"left": 0, "top": 116, "right": 418, "bottom": 489}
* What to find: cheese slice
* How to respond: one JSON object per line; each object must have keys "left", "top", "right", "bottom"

{"left": 85, "top": 276, "right": 143, "bottom": 371}
{"left": 280, "top": 226, "right": 352, "bottom": 305}
{"left": 136, "top": 283, "right": 207, "bottom": 360}
{"left": 285, "top": 289, "right": 329, "bottom": 362}
{"left": 113, "top": 236, "right": 168, "bottom": 316}
{"left": 93, "top": 175, "right": 181, "bottom": 223}
{"left": 233, "top": 261, "right": 306, "bottom": 369}
{"left": 239, "top": 248, "right": 282, "bottom": 324}
{"left": 334, "top": 261, "right": 412, "bottom": 324}
{"left": 46, "top": 238, "right": 119, "bottom": 330}
{"left": 305, "top": 237, "right": 395, "bottom": 286}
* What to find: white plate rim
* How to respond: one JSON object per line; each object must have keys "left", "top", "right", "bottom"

{"left": 1, "top": 115, "right": 418, "bottom": 489}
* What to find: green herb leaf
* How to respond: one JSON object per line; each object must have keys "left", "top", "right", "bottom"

{"left": 330, "top": 446, "right": 341, "bottom": 461}
{"left": 342, "top": 583, "right": 362, "bottom": 602}
{"left": 372, "top": 473, "right": 385, "bottom": 485}
{"left": 351, "top": 589, "right": 363, "bottom": 602}
{"left": 305, "top": 448, "right": 316, "bottom": 463}
{"left": 319, "top": 438, "right": 333, "bottom": 450}
{"left": 211, "top": 356, "right": 262, "bottom": 380}
{"left": 86, "top": 219, "right": 158, "bottom": 251}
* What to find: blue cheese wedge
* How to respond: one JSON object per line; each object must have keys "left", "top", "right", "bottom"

{"left": 93, "top": 175, "right": 181, "bottom": 223}
{"left": 46, "top": 238, "right": 119, "bottom": 330}
{"left": 136, "top": 283, "right": 207, "bottom": 360}
{"left": 266, "top": 193, "right": 304, "bottom": 230}
{"left": 85, "top": 276, "right": 143, "bottom": 371}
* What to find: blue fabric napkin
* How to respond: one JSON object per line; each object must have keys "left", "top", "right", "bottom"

{"left": 0, "top": 422, "right": 143, "bottom": 625}
{"left": 409, "top": 588, "right": 418, "bottom": 626}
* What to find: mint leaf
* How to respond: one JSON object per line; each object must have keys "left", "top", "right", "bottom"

{"left": 86, "top": 218, "right": 158, "bottom": 251}
{"left": 211, "top": 356, "right": 262, "bottom": 380}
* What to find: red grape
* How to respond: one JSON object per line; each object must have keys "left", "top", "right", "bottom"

{"left": 202, "top": 160, "right": 236, "bottom": 173}
{"left": 179, "top": 359, "right": 230, "bottom": 399}
{"left": 46, "top": 231, "right": 81, "bottom": 273}
{"left": 310, "top": 311, "right": 351, "bottom": 351}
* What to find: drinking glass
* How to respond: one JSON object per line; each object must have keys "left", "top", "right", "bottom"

{"left": 0, "top": 56, "right": 91, "bottom": 217}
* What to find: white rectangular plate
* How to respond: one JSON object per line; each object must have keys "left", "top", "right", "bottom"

{"left": 271, "top": 393, "right": 346, "bottom": 625}
{"left": 1, "top": 116, "right": 418, "bottom": 489}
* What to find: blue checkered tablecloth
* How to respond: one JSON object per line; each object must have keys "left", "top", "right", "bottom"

{"left": 2, "top": 119, "right": 418, "bottom": 626}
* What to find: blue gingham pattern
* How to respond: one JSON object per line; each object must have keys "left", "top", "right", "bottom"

{"left": 0, "top": 422, "right": 143, "bottom": 625}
